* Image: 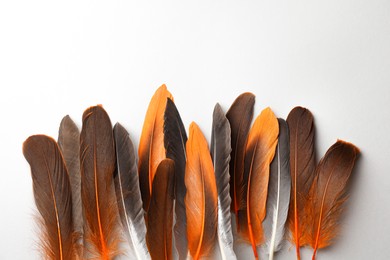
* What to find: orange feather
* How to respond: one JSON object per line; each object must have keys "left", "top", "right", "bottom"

{"left": 139, "top": 85, "right": 173, "bottom": 211}
{"left": 302, "top": 140, "right": 360, "bottom": 260}
{"left": 238, "top": 107, "right": 279, "bottom": 260}
{"left": 185, "top": 122, "right": 218, "bottom": 260}
{"left": 80, "top": 105, "right": 121, "bottom": 259}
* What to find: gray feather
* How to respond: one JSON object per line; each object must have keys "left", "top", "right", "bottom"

{"left": 263, "top": 118, "right": 291, "bottom": 260}
{"left": 113, "top": 123, "right": 150, "bottom": 260}
{"left": 58, "top": 115, "right": 83, "bottom": 251}
{"left": 211, "top": 104, "right": 237, "bottom": 260}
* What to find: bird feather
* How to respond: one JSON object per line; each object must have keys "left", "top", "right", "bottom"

{"left": 210, "top": 104, "right": 237, "bottom": 260}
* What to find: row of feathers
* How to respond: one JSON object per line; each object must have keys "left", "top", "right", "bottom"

{"left": 23, "top": 85, "right": 360, "bottom": 260}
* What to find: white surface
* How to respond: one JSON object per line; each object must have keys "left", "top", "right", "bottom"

{"left": 1, "top": 1, "right": 389, "bottom": 259}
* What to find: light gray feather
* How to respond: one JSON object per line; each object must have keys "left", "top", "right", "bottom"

{"left": 58, "top": 115, "right": 83, "bottom": 250}
{"left": 113, "top": 123, "right": 150, "bottom": 260}
{"left": 211, "top": 104, "right": 237, "bottom": 260}
{"left": 262, "top": 118, "right": 291, "bottom": 260}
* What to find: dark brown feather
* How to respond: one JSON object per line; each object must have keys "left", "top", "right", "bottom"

{"left": 226, "top": 92, "right": 255, "bottom": 227}
{"left": 163, "top": 98, "right": 188, "bottom": 260}
{"left": 146, "top": 159, "right": 175, "bottom": 260}
{"left": 286, "top": 106, "right": 316, "bottom": 259}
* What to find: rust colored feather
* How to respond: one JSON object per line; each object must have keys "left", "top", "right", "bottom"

{"left": 23, "top": 135, "right": 76, "bottom": 260}
{"left": 139, "top": 85, "right": 173, "bottom": 211}
{"left": 286, "top": 107, "right": 316, "bottom": 260}
{"left": 302, "top": 140, "right": 360, "bottom": 260}
{"left": 226, "top": 93, "right": 255, "bottom": 226}
{"left": 238, "top": 107, "right": 279, "bottom": 260}
{"left": 146, "top": 159, "right": 175, "bottom": 260}
{"left": 80, "top": 105, "right": 120, "bottom": 259}
{"left": 185, "top": 122, "right": 218, "bottom": 260}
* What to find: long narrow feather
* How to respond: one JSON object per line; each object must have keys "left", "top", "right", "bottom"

{"left": 238, "top": 107, "right": 279, "bottom": 260}
{"left": 286, "top": 107, "right": 316, "bottom": 260}
{"left": 262, "top": 118, "right": 291, "bottom": 260}
{"left": 163, "top": 98, "right": 188, "bottom": 260}
{"left": 113, "top": 123, "right": 150, "bottom": 260}
{"left": 23, "top": 135, "right": 76, "bottom": 260}
{"left": 226, "top": 93, "right": 255, "bottom": 226}
{"left": 58, "top": 115, "right": 83, "bottom": 257}
{"left": 185, "top": 122, "right": 218, "bottom": 260}
{"left": 146, "top": 159, "right": 175, "bottom": 260}
{"left": 211, "top": 104, "right": 236, "bottom": 260}
{"left": 302, "top": 140, "right": 360, "bottom": 260}
{"left": 80, "top": 105, "right": 120, "bottom": 259}
{"left": 139, "top": 85, "right": 173, "bottom": 211}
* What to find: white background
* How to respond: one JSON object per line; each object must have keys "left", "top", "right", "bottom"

{"left": 1, "top": 1, "right": 389, "bottom": 259}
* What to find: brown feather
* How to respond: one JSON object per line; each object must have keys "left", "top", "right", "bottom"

{"left": 302, "top": 140, "right": 360, "bottom": 259}
{"left": 185, "top": 122, "right": 218, "bottom": 260}
{"left": 286, "top": 106, "right": 316, "bottom": 259}
{"left": 139, "top": 85, "right": 173, "bottom": 211}
{"left": 226, "top": 92, "right": 255, "bottom": 226}
{"left": 80, "top": 105, "right": 120, "bottom": 259}
{"left": 23, "top": 135, "right": 76, "bottom": 260}
{"left": 58, "top": 115, "right": 83, "bottom": 258}
{"left": 238, "top": 107, "right": 279, "bottom": 259}
{"left": 146, "top": 159, "right": 175, "bottom": 260}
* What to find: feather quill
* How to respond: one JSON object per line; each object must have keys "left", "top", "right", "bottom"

{"left": 23, "top": 135, "right": 76, "bottom": 260}
{"left": 262, "top": 118, "right": 291, "bottom": 260}
{"left": 238, "top": 107, "right": 279, "bottom": 260}
{"left": 80, "top": 105, "right": 120, "bottom": 259}
{"left": 139, "top": 85, "right": 173, "bottom": 211}
{"left": 185, "top": 122, "right": 218, "bottom": 260}
{"left": 113, "top": 123, "right": 150, "bottom": 260}
{"left": 163, "top": 98, "right": 188, "bottom": 260}
{"left": 58, "top": 115, "right": 83, "bottom": 257}
{"left": 146, "top": 159, "right": 175, "bottom": 260}
{"left": 226, "top": 93, "right": 255, "bottom": 228}
{"left": 210, "top": 104, "right": 236, "bottom": 260}
{"left": 302, "top": 140, "right": 360, "bottom": 260}
{"left": 286, "top": 107, "right": 316, "bottom": 260}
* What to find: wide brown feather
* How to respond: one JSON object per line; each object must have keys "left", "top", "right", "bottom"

{"left": 185, "top": 122, "right": 218, "bottom": 260}
{"left": 80, "top": 105, "right": 120, "bottom": 259}
{"left": 226, "top": 92, "right": 255, "bottom": 224}
{"left": 302, "top": 140, "right": 359, "bottom": 259}
{"left": 286, "top": 106, "right": 316, "bottom": 260}
{"left": 139, "top": 85, "right": 173, "bottom": 211}
{"left": 238, "top": 107, "right": 279, "bottom": 260}
{"left": 146, "top": 159, "right": 175, "bottom": 260}
{"left": 23, "top": 135, "right": 76, "bottom": 260}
